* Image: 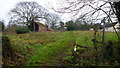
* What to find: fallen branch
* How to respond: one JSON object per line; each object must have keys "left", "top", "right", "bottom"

{"left": 14, "top": 52, "right": 24, "bottom": 58}
{"left": 75, "top": 45, "right": 89, "bottom": 49}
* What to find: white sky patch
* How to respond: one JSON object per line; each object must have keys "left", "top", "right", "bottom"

{"left": 0, "top": 0, "right": 57, "bottom": 26}
{"left": 0, "top": 0, "right": 120, "bottom": 26}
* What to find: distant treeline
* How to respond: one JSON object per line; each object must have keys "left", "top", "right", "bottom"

{"left": 1, "top": 19, "right": 102, "bottom": 34}
{"left": 65, "top": 20, "right": 101, "bottom": 31}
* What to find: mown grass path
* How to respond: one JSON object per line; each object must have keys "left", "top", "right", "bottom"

{"left": 23, "top": 31, "right": 75, "bottom": 66}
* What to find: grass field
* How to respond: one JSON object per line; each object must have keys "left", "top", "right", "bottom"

{"left": 2, "top": 31, "right": 120, "bottom": 66}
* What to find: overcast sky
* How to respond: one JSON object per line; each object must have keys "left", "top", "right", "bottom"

{"left": 0, "top": 0, "right": 61, "bottom": 26}
{"left": 0, "top": 0, "right": 119, "bottom": 26}
{"left": 0, "top": 0, "right": 100, "bottom": 26}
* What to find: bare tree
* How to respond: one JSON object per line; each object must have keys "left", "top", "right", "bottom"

{"left": 49, "top": 0, "right": 120, "bottom": 62}
{"left": 9, "top": 1, "right": 48, "bottom": 31}
{"left": 45, "top": 13, "right": 60, "bottom": 29}
{"left": 50, "top": 0, "right": 120, "bottom": 39}
{"left": 50, "top": 0, "right": 119, "bottom": 24}
{"left": 111, "top": 2, "right": 120, "bottom": 23}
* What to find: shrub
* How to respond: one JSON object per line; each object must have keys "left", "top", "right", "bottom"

{"left": 16, "top": 27, "right": 29, "bottom": 34}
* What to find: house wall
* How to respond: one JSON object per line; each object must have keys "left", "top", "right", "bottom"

{"left": 38, "top": 25, "right": 47, "bottom": 32}
{"left": 105, "top": 23, "right": 120, "bottom": 32}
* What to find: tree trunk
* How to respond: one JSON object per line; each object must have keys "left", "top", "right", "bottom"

{"left": 113, "top": 2, "right": 120, "bottom": 24}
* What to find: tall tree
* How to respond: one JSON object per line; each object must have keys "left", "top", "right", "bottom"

{"left": 66, "top": 20, "right": 75, "bottom": 31}
{"left": 9, "top": 1, "right": 48, "bottom": 31}
{"left": 45, "top": 13, "right": 60, "bottom": 29}
{"left": 0, "top": 20, "right": 5, "bottom": 32}
{"left": 113, "top": 1, "right": 120, "bottom": 23}
{"left": 60, "top": 21, "right": 64, "bottom": 29}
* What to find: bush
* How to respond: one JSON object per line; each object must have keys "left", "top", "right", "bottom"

{"left": 16, "top": 27, "right": 29, "bottom": 34}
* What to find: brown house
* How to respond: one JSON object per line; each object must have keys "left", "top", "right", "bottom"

{"left": 31, "top": 22, "right": 53, "bottom": 32}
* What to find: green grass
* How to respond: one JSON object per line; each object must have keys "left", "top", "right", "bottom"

{"left": 105, "top": 32, "right": 119, "bottom": 42}
{"left": 3, "top": 31, "right": 119, "bottom": 66}
{"left": 74, "top": 31, "right": 118, "bottom": 46}
{"left": 5, "top": 31, "right": 75, "bottom": 66}
{"left": 74, "top": 31, "right": 94, "bottom": 46}
{"left": 26, "top": 32, "right": 74, "bottom": 66}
